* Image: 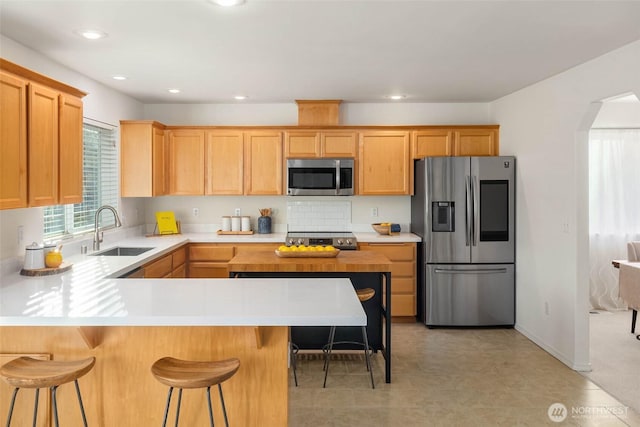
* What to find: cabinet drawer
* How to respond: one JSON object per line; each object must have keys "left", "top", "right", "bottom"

{"left": 189, "top": 245, "right": 235, "bottom": 261}
{"left": 391, "top": 294, "right": 416, "bottom": 316}
{"left": 188, "top": 262, "right": 229, "bottom": 278}
{"left": 144, "top": 254, "right": 173, "bottom": 278}
{"left": 391, "top": 262, "right": 415, "bottom": 278}
{"left": 392, "top": 277, "right": 415, "bottom": 294}
{"left": 360, "top": 243, "right": 415, "bottom": 261}
{"left": 172, "top": 263, "right": 186, "bottom": 278}
{"left": 172, "top": 246, "right": 186, "bottom": 267}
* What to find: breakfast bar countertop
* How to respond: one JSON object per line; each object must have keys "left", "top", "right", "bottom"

{"left": 228, "top": 250, "right": 392, "bottom": 273}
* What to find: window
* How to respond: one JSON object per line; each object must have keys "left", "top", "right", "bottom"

{"left": 44, "top": 121, "right": 118, "bottom": 239}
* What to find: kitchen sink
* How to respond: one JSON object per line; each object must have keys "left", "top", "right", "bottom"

{"left": 91, "top": 247, "right": 154, "bottom": 257}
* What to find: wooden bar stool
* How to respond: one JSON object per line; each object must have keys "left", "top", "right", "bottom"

{"left": 0, "top": 356, "right": 96, "bottom": 427}
{"left": 151, "top": 357, "right": 240, "bottom": 427}
{"left": 323, "top": 287, "right": 375, "bottom": 389}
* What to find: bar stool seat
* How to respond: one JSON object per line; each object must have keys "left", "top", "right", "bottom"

{"left": 1, "top": 356, "right": 95, "bottom": 426}
{"left": 151, "top": 357, "right": 240, "bottom": 427}
{"left": 323, "top": 287, "right": 376, "bottom": 389}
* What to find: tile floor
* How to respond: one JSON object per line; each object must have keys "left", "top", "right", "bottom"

{"left": 289, "top": 322, "right": 640, "bottom": 426}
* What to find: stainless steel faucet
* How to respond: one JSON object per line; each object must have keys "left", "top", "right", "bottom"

{"left": 93, "top": 205, "right": 122, "bottom": 251}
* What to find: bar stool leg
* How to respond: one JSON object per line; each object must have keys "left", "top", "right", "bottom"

{"left": 74, "top": 379, "right": 89, "bottom": 427}
{"left": 218, "top": 383, "right": 229, "bottom": 427}
{"left": 6, "top": 388, "right": 19, "bottom": 427}
{"left": 32, "top": 388, "right": 39, "bottom": 427}
{"left": 322, "top": 326, "right": 337, "bottom": 388}
{"left": 206, "top": 386, "right": 215, "bottom": 427}
{"left": 51, "top": 386, "right": 59, "bottom": 427}
{"left": 361, "top": 326, "right": 375, "bottom": 389}
{"left": 174, "top": 388, "right": 183, "bottom": 427}
{"left": 162, "top": 387, "right": 174, "bottom": 427}
{"left": 290, "top": 342, "right": 299, "bottom": 387}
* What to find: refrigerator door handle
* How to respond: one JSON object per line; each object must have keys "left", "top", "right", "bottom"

{"left": 472, "top": 175, "right": 479, "bottom": 246}
{"left": 465, "top": 175, "right": 472, "bottom": 247}
{"left": 434, "top": 268, "right": 508, "bottom": 274}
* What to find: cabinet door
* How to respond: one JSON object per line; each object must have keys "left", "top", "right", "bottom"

{"left": 205, "top": 131, "right": 244, "bottom": 195}
{"left": 58, "top": 94, "right": 83, "bottom": 204}
{"left": 412, "top": 129, "right": 453, "bottom": 158}
{"left": 144, "top": 254, "right": 173, "bottom": 278}
{"left": 0, "top": 72, "right": 28, "bottom": 209}
{"left": 322, "top": 131, "right": 357, "bottom": 157}
{"left": 120, "top": 122, "right": 153, "bottom": 197}
{"left": 284, "top": 131, "right": 320, "bottom": 158}
{"left": 244, "top": 131, "right": 283, "bottom": 195}
{"left": 152, "top": 126, "right": 168, "bottom": 196}
{"left": 454, "top": 129, "right": 498, "bottom": 156}
{"left": 169, "top": 129, "right": 205, "bottom": 195}
{"left": 28, "top": 83, "right": 59, "bottom": 206}
{"left": 358, "top": 131, "right": 410, "bottom": 195}
{"left": 172, "top": 263, "right": 186, "bottom": 278}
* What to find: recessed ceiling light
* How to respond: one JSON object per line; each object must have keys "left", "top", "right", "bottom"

{"left": 168, "top": 89, "right": 181, "bottom": 94}
{"left": 234, "top": 95, "right": 247, "bottom": 100}
{"left": 76, "top": 29, "right": 107, "bottom": 40}
{"left": 209, "top": 0, "right": 245, "bottom": 6}
{"left": 387, "top": 95, "right": 406, "bottom": 100}
{"left": 112, "top": 76, "right": 127, "bottom": 81}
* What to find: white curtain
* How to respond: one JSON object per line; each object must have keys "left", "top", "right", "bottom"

{"left": 589, "top": 128, "right": 640, "bottom": 310}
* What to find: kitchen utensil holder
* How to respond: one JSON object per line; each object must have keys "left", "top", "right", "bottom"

{"left": 257, "top": 216, "right": 272, "bottom": 234}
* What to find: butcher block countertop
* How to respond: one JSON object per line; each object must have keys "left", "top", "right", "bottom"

{"left": 228, "top": 250, "right": 392, "bottom": 273}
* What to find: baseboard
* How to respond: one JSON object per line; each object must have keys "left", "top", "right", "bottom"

{"left": 514, "top": 323, "right": 592, "bottom": 372}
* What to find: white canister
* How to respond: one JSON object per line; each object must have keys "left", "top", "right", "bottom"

{"left": 221, "top": 216, "right": 231, "bottom": 232}
{"left": 241, "top": 216, "right": 251, "bottom": 232}
{"left": 231, "top": 216, "right": 241, "bottom": 232}
{"left": 24, "top": 242, "right": 45, "bottom": 270}
{"left": 43, "top": 241, "right": 57, "bottom": 257}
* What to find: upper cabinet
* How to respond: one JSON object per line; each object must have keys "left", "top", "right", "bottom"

{"left": 169, "top": 129, "right": 205, "bottom": 195}
{"left": 244, "top": 131, "right": 283, "bottom": 195}
{"left": 205, "top": 130, "right": 244, "bottom": 195}
{"left": 359, "top": 131, "right": 411, "bottom": 195}
{"left": 121, "top": 121, "right": 168, "bottom": 197}
{"left": 0, "top": 60, "right": 86, "bottom": 210}
{"left": 284, "top": 130, "right": 357, "bottom": 158}
{"left": 0, "top": 71, "right": 28, "bottom": 209}
{"left": 412, "top": 127, "right": 499, "bottom": 159}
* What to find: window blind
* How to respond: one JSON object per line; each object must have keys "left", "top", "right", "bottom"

{"left": 44, "top": 122, "right": 118, "bottom": 239}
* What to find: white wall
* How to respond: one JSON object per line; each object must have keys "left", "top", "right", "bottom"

{"left": 591, "top": 98, "right": 640, "bottom": 128}
{"left": 0, "top": 36, "right": 145, "bottom": 260}
{"left": 489, "top": 40, "right": 640, "bottom": 370}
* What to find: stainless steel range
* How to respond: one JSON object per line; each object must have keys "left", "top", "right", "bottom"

{"left": 285, "top": 231, "right": 357, "bottom": 250}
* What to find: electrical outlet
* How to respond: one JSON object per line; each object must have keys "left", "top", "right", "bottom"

{"left": 17, "top": 225, "right": 24, "bottom": 245}
{"left": 371, "top": 207, "right": 378, "bottom": 217}
{"left": 193, "top": 208, "right": 199, "bottom": 217}
{"left": 235, "top": 208, "right": 241, "bottom": 216}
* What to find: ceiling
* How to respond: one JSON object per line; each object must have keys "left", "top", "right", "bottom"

{"left": 2, "top": 0, "right": 640, "bottom": 104}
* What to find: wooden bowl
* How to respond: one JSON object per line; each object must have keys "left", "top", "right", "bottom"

{"left": 371, "top": 223, "right": 391, "bottom": 235}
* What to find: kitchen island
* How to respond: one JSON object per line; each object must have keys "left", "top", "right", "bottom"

{"left": 0, "top": 276, "right": 364, "bottom": 426}
{"left": 227, "top": 250, "right": 393, "bottom": 383}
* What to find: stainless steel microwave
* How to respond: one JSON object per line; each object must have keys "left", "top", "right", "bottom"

{"left": 286, "top": 158, "right": 354, "bottom": 196}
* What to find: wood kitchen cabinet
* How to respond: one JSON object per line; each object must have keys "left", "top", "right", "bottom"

{"left": 142, "top": 245, "right": 187, "bottom": 278}
{"left": 412, "top": 127, "right": 499, "bottom": 159}
{"left": 284, "top": 130, "right": 357, "bottom": 158}
{"left": 205, "top": 130, "right": 244, "bottom": 195}
{"left": 244, "top": 131, "right": 283, "bottom": 195}
{"left": 0, "top": 60, "right": 86, "bottom": 210}
{"left": 358, "top": 130, "right": 411, "bottom": 195}
{"left": 121, "top": 121, "right": 168, "bottom": 197}
{"left": 359, "top": 242, "right": 417, "bottom": 318}
{"left": 168, "top": 129, "right": 205, "bottom": 195}
{"left": 187, "top": 243, "right": 279, "bottom": 278}
{"left": 0, "top": 71, "right": 28, "bottom": 209}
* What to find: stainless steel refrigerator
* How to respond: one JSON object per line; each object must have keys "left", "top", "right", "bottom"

{"left": 411, "top": 156, "right": 515, "bottom": 327}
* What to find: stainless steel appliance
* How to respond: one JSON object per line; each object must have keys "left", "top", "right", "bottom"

{"left": 285, "top": 231, "right": 357, "bottom": 250}
{"left": 286, "top": 158, "right": 354, "bottom": 196}
{"left": 411, "top": 156, "right": 515, "bottom": 327}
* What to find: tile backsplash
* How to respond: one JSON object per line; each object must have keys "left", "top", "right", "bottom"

{"left": 287, "top": 201, "right": 351, "bottom": 231}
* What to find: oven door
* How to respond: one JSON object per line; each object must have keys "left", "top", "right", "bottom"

{"left": 287, "top": 159, "right": 353, "bottom": 196}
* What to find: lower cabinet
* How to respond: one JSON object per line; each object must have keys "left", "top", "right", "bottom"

{"left": 188, "top": 243, "right": 279, "bottom": 278}
{"left": 142, "top": 245, "right": 187, "bottom": 278}
{"left": 358, "top": 242, "right": 417, "bottom": 318}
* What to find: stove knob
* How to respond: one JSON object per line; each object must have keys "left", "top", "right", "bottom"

{"left": 288, "top": 239, "right": 295, "bottom": 245}
{"left": 345, "top": 239, "right": 352, "bottom": 245}
{"left": 336, "top": 239, "right": 344, "bottom": 245}
{"left": 297, "top": 238, "right": 305, "bottom": 245}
